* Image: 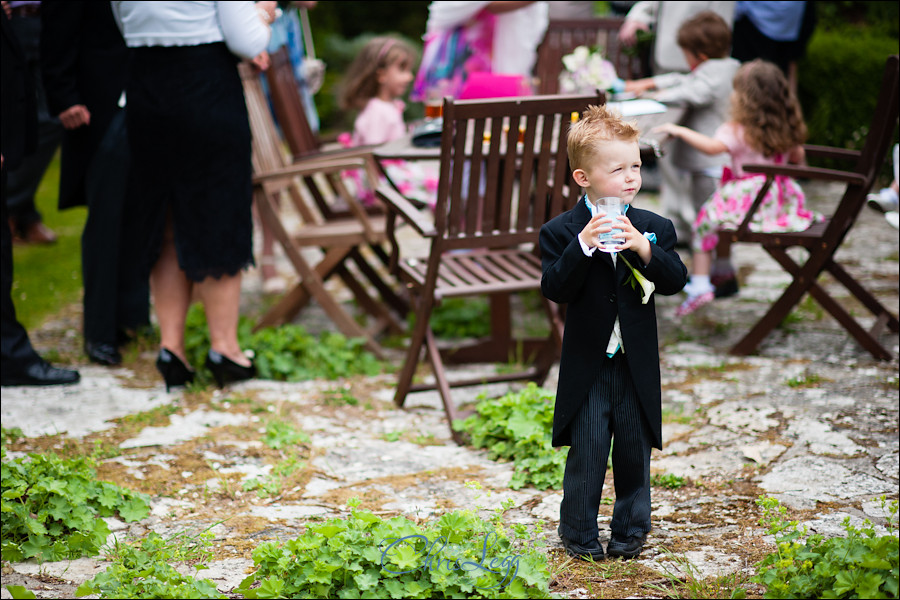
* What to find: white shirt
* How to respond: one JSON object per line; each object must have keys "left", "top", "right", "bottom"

{"left": 111, "top": 1, "right": 270, "bottom": 60}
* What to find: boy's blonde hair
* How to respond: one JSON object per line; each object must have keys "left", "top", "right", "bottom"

{"left": 567, "top": 104, "right": 641, "bottom": 172}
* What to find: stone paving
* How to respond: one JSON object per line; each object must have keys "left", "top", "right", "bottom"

{"left": 1, "top": 180, "right": 898, "bottom": 598}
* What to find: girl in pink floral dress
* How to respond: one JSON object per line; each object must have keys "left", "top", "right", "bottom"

{"left": 654, "top": 59, "right": 822, "bottom": 316}
{"left": 338, "top": 36, "right": 439, "bottom": 208}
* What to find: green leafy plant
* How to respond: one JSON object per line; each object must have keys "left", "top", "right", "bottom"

{"left": 785, "top": 373, "right": 825, "bottom": 388}
{"left": 752, "top": 495, "right": 899, "bottom": 599}
{"left": 651, "top": 473, "right": 687, "bottom": 489}
{"left": 424, "top": 297, "right": 491, "bottom": 339}
{"left": 1, "top": 426, "right": 25, "bottom": 446}
{"left": 235, "top": 498, "right": 555, "bottom": 599}
{"left": 382, "top": 430, "right": 404, "bottom": 442}
{"left": 76, "top": 529, "right": 225, "bottom": 599}
{"left": 262, "top": 420, "right": 310, "bottom": 450}
{"left": 4, "top": 586, "right": 36, "bottom": 600}
{"left": 322, "top": 386, "right": 360, "bottom": 406}
{"left": 1, "top": 450, "right": 150, "bottom": 562}
{"left": 183, "top": 304, "right": 384, "bottom": 385}
{"left": 454, "top": 384, "right": 567, "bottom": 490}
{"left": 242, "top": 453, "right": 306, "bottom": 499}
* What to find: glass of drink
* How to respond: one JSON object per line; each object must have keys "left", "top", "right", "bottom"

{"left": 590, "top": 196, "right": 623, "bottom": 252}
{"left": 424, "top": 87, "right": 443, "bottom": 120}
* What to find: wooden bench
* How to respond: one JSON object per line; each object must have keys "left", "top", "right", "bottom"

{"left": 376, "top": 92, "right": 605, "bottom": 442}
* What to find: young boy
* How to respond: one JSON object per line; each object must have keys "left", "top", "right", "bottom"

{"left": 625, "top": 11, "right": 740, "bottom": 293}
{"left": 539, "top": 105, "right": 687, "bottom": 560}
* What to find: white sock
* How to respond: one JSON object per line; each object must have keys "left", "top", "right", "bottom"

{"left": 685, "top": 275, "right": 713, "bottom": 296}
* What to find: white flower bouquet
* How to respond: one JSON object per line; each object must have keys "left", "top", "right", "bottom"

{"left": 559, "top": 45, "right": 624, "bottom": 94}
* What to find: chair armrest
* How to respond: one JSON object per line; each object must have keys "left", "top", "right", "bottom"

{"left": 734, "top": 163, "right": 867, "bottom": 236}
{"left": 375, "top": 182, "right": 436, "bottom": 238}
{"left": 292, "top": 143, "right": 381, "bottom": 164}
{"left": 803, "top": 144, "right": 862, "bottom": 162}
{"left": 742, "top": 163, "right": 866, "bottom": 185}
{"left": 252, "top": 157, "right": 367, "bottom": 185}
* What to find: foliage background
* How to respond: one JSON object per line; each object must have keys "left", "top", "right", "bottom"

{"left": 11, "top": 1, "right": 900, "bottom": 335}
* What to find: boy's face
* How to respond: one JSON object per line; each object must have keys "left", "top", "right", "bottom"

{"left": 574, "top": 139, "right": 642, "bottom": 204}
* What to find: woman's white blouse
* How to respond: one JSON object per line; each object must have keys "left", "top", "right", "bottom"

{"left": 112, "top": 1, "right": 270, "bottom": 60}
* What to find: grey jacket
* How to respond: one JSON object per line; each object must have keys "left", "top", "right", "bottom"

{"left": 652, "top": 57, "right": 741, "bottom": 172}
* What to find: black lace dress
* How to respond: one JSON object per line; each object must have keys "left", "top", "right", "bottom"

{"left": 125, "top": 42, "right": 254, "bottom": 282}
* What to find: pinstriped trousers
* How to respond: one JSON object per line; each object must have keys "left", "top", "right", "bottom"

{"left": 558, "top": 352, "right": 653, "bottom": 545}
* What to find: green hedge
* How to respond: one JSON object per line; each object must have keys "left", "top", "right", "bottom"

{"left": 798, "top": 29, "right": 898, "bottom": 163}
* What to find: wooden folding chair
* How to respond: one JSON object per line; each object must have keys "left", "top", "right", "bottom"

{"left": 376, "top": 92, "right": 605, "bottom": 442}
{"left": 721, "top": 54, "right": 899, "bottom": 360}
{"left": 265, "top": 47, "right": 390, "bottom": 217}
{"left": 240, "top": 63, "right": 406, "bottom": 357}
{"left": 534, "top": 17, "right": 649, "bottom": 96}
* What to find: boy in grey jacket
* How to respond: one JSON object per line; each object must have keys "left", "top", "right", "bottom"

{"left": 626, "top": 11, "right": 739, "bottom": 282}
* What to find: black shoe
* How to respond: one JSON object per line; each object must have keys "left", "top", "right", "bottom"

{"left": 1, "top": 359, "right": 80, "bottom": 387}
{"left": 205, "top": 350, "right": 256, "bottom": 388}
{"left": 606, "top": 534, "right": 646, "bottom": 559}
{"left": 85, "top": 341, "right": 122, "bottom": 366}
{"left": 712, "top": 276, "right": 739, "bottom": 299}
{"left": 156, "top": 348, "right": 195, "bottom": 392}
{"left": 560, "top": 536, "right": 605, "bottom": 561}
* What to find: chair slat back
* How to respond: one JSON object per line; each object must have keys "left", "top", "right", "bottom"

{"left": 534, "top": 18, "right": 647, "bottom": 95}
{"left": 266, "top": 46, "right": 321, "bottom": 157}
{"left": 826, "top": 54, "right": 898, "bottom": 244}
{"left": 436, "top": 93, "right": 604, "bottom": 250}
{"left": 239, "top": 61, "right": 320, "bottom": 226}
{"left": 239, "top": 62, "right": 289, "bottom": 175}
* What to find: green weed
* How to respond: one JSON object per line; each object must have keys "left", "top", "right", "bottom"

{"left": 1, "top": 450, "right": 149, "bottom": 562}
{"left": 752, "top": 495, "right": 899, "bottom": 598}
{"left": 76, "top": 529, "right": 224, "bottom": 599}
{"left": 235, "top": 497, "right": 554, "bottom": 598}
{"left": 454, "top": 383, "right": 567, "bottom": 490}
{"left": 651, "top": 473, "right": 687, "bottom": 489}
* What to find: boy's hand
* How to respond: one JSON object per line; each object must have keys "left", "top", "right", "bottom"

{"left": 579, "top": 211, "right": 616, "bottom": 249}
{"left": 609, "top": 214, "right": 652, "bottom": 264}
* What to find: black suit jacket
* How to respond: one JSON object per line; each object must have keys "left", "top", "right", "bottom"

{"left": 40, "top": 1, "right": 130, "bottom": 210}
{"left": 1, "top": 12, "right": 38, "bottom": 172}
{"left": 540, "top": 198, "right": 688, "bottom": 449}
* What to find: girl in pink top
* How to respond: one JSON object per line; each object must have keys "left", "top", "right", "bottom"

{"left": 655, "top": 59, "right": 822, "bottom": 316}
{"left": 339, "top": 36, "right": 438, "bottom": 207}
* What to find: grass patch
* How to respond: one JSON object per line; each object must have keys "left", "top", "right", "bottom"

{"left": 10, "top": 152, "right": 87, "bottom": 331}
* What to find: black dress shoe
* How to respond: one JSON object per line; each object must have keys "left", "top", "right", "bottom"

{"left": 712, "top": 276, "right": 740, "bottom": 299}
{"left": 560, "top": 536, "right": 605, "bottom": 561}
{"left": 205, "top": 349, "right": 256, "bottom": 388}
{"left": 1, "top": 359, "right": 80, "bottom": 387}
{"left": 85, "top": 341, "right": 122, "bottom": 366}
{"left": 606, "top": 534, "right": 646, "bottom": 559}
{"left": 156, "top": 348, "right": 195, "bottom": 392}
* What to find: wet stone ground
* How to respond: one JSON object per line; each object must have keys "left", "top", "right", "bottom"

{"left": 1, "top": 180, "right": 898, "bottom": 598}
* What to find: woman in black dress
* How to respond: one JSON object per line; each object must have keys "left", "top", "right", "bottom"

{"left": 113, "top": 0, "right": 276, "bottom": 389}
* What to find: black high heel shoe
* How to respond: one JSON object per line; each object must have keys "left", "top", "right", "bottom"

{"left": 156, "top": 348, "right": 195, "bottom": 392}
{"left": 205, "top": 349, "right": 256, "bottom": 388}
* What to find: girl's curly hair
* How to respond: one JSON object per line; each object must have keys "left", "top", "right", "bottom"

{"left": 730, "top": 59, "right": 807, "bottom": 158}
